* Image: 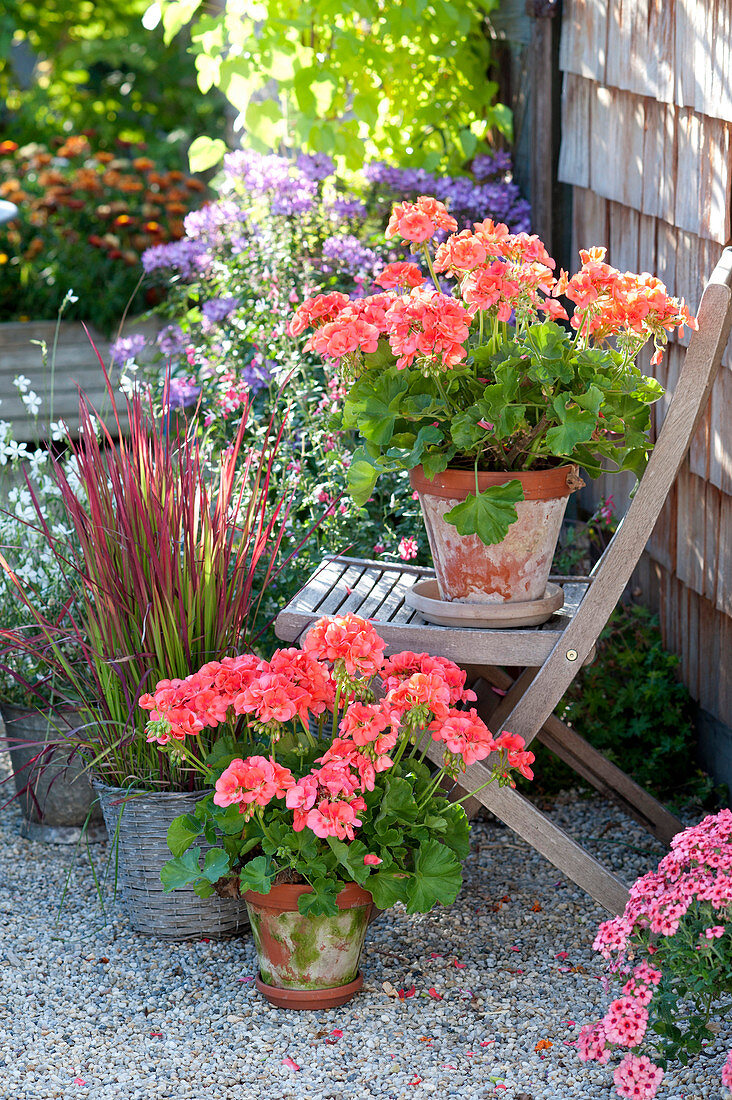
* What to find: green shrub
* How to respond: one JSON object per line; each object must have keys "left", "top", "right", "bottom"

{"left": 527, "top": 604, "right": 722, "bottom": 809}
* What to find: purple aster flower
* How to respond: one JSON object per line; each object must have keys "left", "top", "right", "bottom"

{"left": 296, "top": 152, "right": 336, "bottom": 181}
{"left": 110, "top": 333, "right": 146, "bottom": 362}
{"left": 202, "top": 296, "right": 240, "bottom": 324}
{"left": 142, "top": 239, "right": 211, "bottom": 278}
{"left": 156, "top": 324, "right": 187, "bottom": 357}
{"left": 166, "top": 378, "right": 202, "bottom": 411}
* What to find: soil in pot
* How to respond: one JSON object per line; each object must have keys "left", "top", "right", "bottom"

{"left": 3, "top": 704, "right": 106, "bottom": 844}
{"left": 245, "top": 882, "right": 372, "bottom": 1009}
{"left": 410, "top": 464, "right": 583, "bottom": 603}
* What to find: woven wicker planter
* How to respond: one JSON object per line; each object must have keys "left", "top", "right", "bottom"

{"left": 95, "top": 784, "right": 249, "bottom": 941}
{"left": 2, "top": 704, "right": 106, "bottom": 844}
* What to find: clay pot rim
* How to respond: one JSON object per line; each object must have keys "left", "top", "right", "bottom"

{"left": 409, "top": 463, "right": 582, "bottom": 501}
{"left": 244, "top": 881, "right": 373, "bottom": 912}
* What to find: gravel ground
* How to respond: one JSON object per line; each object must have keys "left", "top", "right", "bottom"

{"left": 0, "top": 780, "right": 730, "bottom": 1100}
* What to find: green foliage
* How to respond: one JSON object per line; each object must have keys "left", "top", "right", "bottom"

{"left": 161, "top": 750, "right": 478, "bottom": 917}
{"left": 342, "top": 318, "right": 661, "bottom": 547}
{"left": 156, "top": 0, "right": 507, "bottom": 171}
{"left": 1, "top": 0, "right": 225, "bottom": 151}
{"left": 530, "top": 604, "right": 722, "bottom": 808}
{"left": 444, "top": 479, "right": 523, "bottom": 546}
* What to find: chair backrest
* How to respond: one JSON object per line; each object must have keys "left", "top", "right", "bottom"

{"left": 498, "top": 247, "right": 732, "bottom": 742}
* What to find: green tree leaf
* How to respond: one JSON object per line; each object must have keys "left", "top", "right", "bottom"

{"left": 444, "top": 480, "right": 524, "bottom": 545}
{"left": 187, "top": 135, "right": 227, "bottom": 172}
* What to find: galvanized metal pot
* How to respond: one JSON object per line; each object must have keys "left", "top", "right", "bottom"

{"left": 245, "top": 882, "right": 372, "bottom": 1009}
{"left": 95, "top": 783, "right": 249, "bottom": 941}
{"left": 2, "top": 704, "right": 106, "bottom": 843}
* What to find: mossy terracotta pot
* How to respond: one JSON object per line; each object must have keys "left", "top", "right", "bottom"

{"left": 409, "top": 463, "right": 583, "bottom": 604}
{"left": 244, "top": 882, "right": 373, "bottom": 1009}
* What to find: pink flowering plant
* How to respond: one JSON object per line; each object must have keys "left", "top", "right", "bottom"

{"left": 145, "top": 613, "right": 533, "bottom": 915}
{"left": 291, "top": 197, "right": 697, "bottom": 545}
{"left": 579, "top": 809, "right": 732, "bottom": 1098}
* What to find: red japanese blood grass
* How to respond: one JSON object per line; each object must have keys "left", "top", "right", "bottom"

{"left": 0, "top": 362, "right": 298, "bottom": 790}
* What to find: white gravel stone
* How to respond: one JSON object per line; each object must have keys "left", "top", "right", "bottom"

{"left": 0, "top": 772, "right": 729, "bottom": 1100}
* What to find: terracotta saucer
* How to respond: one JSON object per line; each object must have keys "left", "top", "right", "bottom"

{"left": 404, "top": 579, "right": 564, "bottom": 629}
{"left": 254, "top": 971, "right": 364, "bottom": 1009}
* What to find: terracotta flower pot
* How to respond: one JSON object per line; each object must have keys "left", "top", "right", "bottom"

{"left": 244, "top": 882, "right": 373, "bottom": 1009}
{"left": 409, "top": 464, "right": 583, "bottom": 603}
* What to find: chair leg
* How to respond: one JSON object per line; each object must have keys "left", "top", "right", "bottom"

{"left": 477, "top": 667, "right": 683, "bottom": 846}
{"left": 426, "top": 742, "right": 630, "bottom": 915}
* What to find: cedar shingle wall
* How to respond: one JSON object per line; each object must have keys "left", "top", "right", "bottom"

{"left": 558, "top": 0, "right": 732, "bottom": 735}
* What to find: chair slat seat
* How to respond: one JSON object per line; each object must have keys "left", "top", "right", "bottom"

{"left": 275, "top": 556, "right": 589, "bottom": 666}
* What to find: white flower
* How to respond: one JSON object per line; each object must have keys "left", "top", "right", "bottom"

{"left": 50, "top": 420, "right": 68, "bottom": 442}
{"left": 13, "top": 375, "right": 31, "bottom": 394}
{"left": 21, "top": 391, "right": 42, "bottom": 415}
{"left": 1, "top": 440, "right": 30, "bottom": 464}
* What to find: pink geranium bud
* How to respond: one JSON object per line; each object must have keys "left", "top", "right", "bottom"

{"left": 364, "top": 854, "right": 382, "bottom": 866}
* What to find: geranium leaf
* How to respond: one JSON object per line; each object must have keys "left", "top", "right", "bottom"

{"left": 405, "top": 839, "right": 462, "bottom": 913}
{"left": 160, "top": 847, "right": 205, "bottom": 892}
{"left": 368, "top": 870, "right": 408, "bottom": 910}
{"left": 167, "top": 812, "right": 204, "bottom": 857}
{"left": 443, "top": 480, "right": 524, "bottom": 546}
{"left": 347, "top": 451, "right": 379, "bottom": 506}
{"left": 238, "top": 855, "right": 274, "bottom": 894}
{"left": 202, "top": 847, "right": 230, "bottom": 883}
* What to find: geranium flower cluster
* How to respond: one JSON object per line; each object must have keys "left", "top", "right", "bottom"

{"left": 578, "top": 809, "right": 732, "bottom": 1098}
{"left": 289, "top": 197, "right": 696, "bottom": 380}
{"left": 141, "top": 613, "right": 533, "bottom": 844}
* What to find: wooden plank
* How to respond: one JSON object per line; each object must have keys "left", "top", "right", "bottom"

{"left": 283, "top": 559, "right": 350, "bottom": 615}
{"left": 675, "top": 464, "right": 707, "bottom": 596}
{"left": 608, "top": 200, "right": 639, "bottom": 272}
{"left": 715, "top": 493, "right": 732, "bottom": 617}
{"left": 426, "top": 739, "right": 629, "bottom": 913}
{"left": 558, "top": 73, "right": 591, "bottom": 189}
{"left": 646, "top": 479, "right": 677, "bottom": 573}
{"left": 559, "top": 0, "right": 609, "bottom": 82}
{"left": 709, "top": 366, "right": 732, "bottom": 493}
{"left": 703, "top": 482, "right": 722, "bottom": 606}
{"left": 571, "top": 186, "right": 609, "bottom": 257}
{"left": 641, "top": 102, "right": 676, "bottom": 225}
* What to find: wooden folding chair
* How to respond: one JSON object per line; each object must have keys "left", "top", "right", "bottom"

{"left": 274, "top": 247, "right": 732, "bottom": 915}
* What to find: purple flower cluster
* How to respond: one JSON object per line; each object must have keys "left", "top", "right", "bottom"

{"left": 183, "top": 201, "right": 247, "bottom": 248}
{"left": 156, "top": 323, "right": 187, "bottom": 357}
{"left": 201, "top": 296, "right": 240, "bottom": 324}
{"left": 142, "top": 238, "right": 211, "bottom": 279}
{"left": 328, "top": 196, "right": 368, "bottom": 220}
{"left": 110, "top": 333, "right": 146, "bottom": 362}
{"left": 166, "top": 378, "right": 202, "bottom": 411}
{"left": 241, "top": 355, "right": 273, "bottom": 393}
{"left": 364, "top": 153, "right": 531, "bottom": 233}
{"left": 223, "top": 150, "right": 316, "bottom": 215}
{"left": 296, "top": 152, "right": 336, "bottom": 181}
{"left": 322, "top": 235, "right": 379, "bottom": 276}
{"left": 472, "top": 150, "right": 512, "bottom": 180}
